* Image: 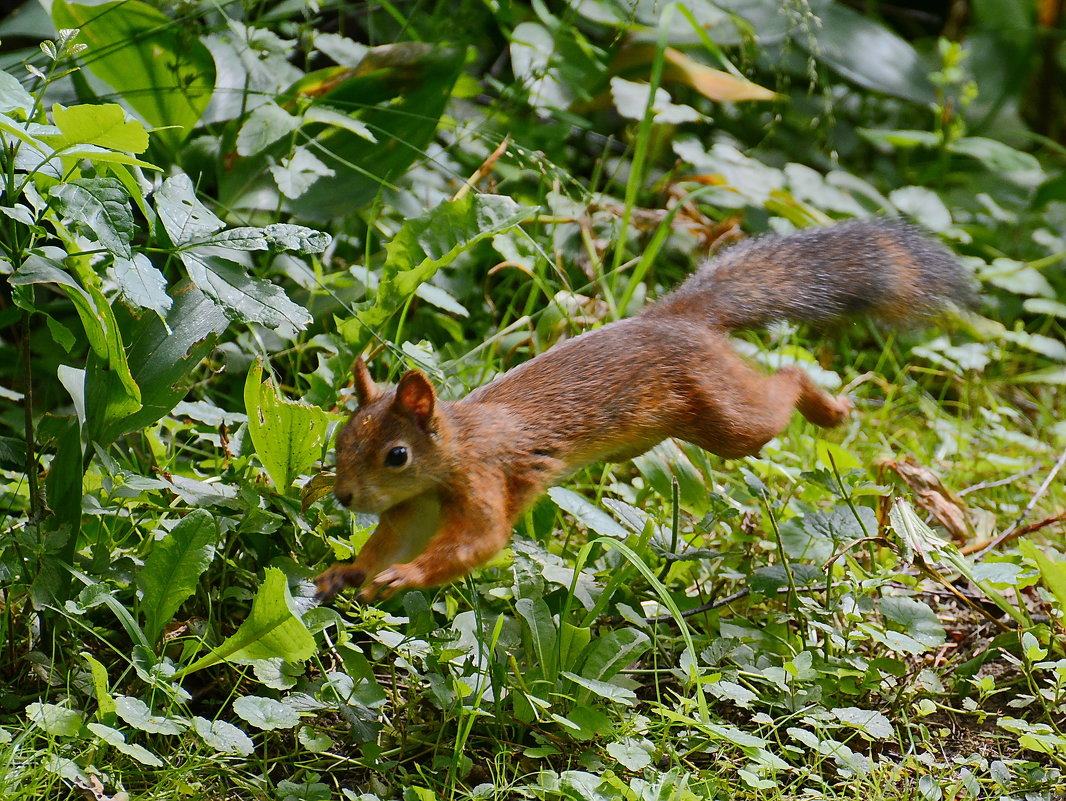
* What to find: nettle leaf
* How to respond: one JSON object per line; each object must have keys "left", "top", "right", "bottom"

{"left": 155, "top": 174, "right": 225, "bottom": 246}
{"left": 244, "top": 360, "right": 338, "bottom": 489}
{"left": 232, "top": 695, "right": 301, "bottom": 731}
{"left": 879, "top": 596, "right": 945, "bottom": 649}
{"left": 111, "top": 253, "right": 172, "bottom": 318}
{"left": 138, "top": 509, "right": 218, "bottom": 643}
{"left": 192, "top": 716, "right": 254, "bottom": 756}
{"left": 343, "top": 193, "right": 529, "bottom": 351}
{"left": 176, "top": 567, "right": 314, "bottom": 676}
{"left": 48, "top": 103, "right": 149, "bottom": 153}
{"left": 50, "top": 178, "right": 135, "bottom": 259}
{"left": 114, "top": 696, "right": 185, "bottom": 735}
{"left": 180, "top": 249, "right": 311, "bottom": 334}
{"left": 87, "top": 723, "right": 163, "bottom": 767}
{"left": 26, "top": 702, "right": 84, "bottom": 737}
{"left": 236, "top": 102, "right": 300, "bottom": 157}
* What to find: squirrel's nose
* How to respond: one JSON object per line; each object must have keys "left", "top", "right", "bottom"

{"left": 334, "top": 488, "right": 353, "bottom": 507}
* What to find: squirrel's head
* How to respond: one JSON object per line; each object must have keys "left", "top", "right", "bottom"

{"left": 333, "top": 359, "right": 451, "bottom": 514}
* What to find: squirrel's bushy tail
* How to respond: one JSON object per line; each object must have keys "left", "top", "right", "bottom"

{"left": 642, "top": 219, "right": 976, "bottom": 331}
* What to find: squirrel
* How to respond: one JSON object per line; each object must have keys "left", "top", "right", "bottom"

{"left": 315, "top": 219, "right": 975, "bottom": 602}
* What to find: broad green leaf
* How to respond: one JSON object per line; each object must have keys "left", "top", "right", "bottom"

{"left": 0, "top": 71, "right": 33, "bottom": 116}
{"left": 48, "top": 103, "right": 149, "bottom": 153}
{"left": 155, "top": 174, "right": 225, "bottom": 246}
{"left": 302, "top": 105, "right": 375, "bottom": 141}
{"left": 138, "top": 509, "right": 218, "bottom": 643}
{"left": 26, "top": 702, "right": 83, "bottom": 737}
{"left": 114, "top": 696, "right": 184, "bottom": 735}
{"left": 830, "top": 707, "right": 894, "bottom": 740}
{"left": 798, "top": 0, "right": 935, "bottom": 103}
{"left": 192, "top": 716, "right": 254, "bottom": 756}
{"left": 561, "top": 672, "right": 637, "bottom": 706}
{"left": 949, "top": 137, "right": 1044, "bottom": 184}
{"left": 857, "top": 128, "right": 940, "bottom": 149}
{"left": 880, "top": 596, "right": 945, "bottom": 649}
{"left": 86, "top": 723, "right": 163, "bottom": 767}
{"left": 516, "top": 597, "right": 558, "bottom": 684}
{"left": 270, "top": 148, "right": 336, "bottom": 200}
{"left": 283, "top": 43, "right": 465, "bottom": 218}
{"left": 342, "top": 194, "right": 529, "bottom": 352}
{"left": 548, "top": 487, "right": 628, "bottom": 540}
{"left": 606, "top": 738, "right": 654, "bottom": 771}
{"left": 210, "top": 224, "right": 331, "bottom": 254}
{"left": 232, "top": 695, "right": 301, "bottom": 731}
{"left": 576, "top": 628, "right": 650, "bottom": 683}
{"left": 95, "top": 283, "right": 228, "bottom": 444}
{"left": 244, "top": 359, "right": 337, "bottom": 489}
{"left": 81, "top": 653, "right": 116, "bottom": 721}
{"left": 1018, "top": 540, "right": 1066, "bottom": 611}
{"left": 52, "top": 1, "right": 215, "bottom": 151}
{"left": 49, "top": 178, "right": 135, "bottom": 259}
{"left": 181, "top": 250, "right": 311, "bottom": 334}
{"left": 176, "top": 567, "right": 314, "bottom": 676}
{"left": 11, "top": 255, "right": 141, "bottom": 419}
{"left": 112, "top": 253, "right": 172, "bottom": 318}
{"left": 236, "top": 102, "right": 300, "bottom": 157}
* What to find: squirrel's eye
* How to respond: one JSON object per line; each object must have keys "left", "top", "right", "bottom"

{"left": 384, "top": 446, "right": 408, "bottom": 468}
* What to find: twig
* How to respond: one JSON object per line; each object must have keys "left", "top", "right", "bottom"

{"left": 957, "top": 465, "right": 1040, "bottom": 497}
{"left": 452, "top": 136, "right": 510, "bottom": 201}
{"left": 962, "top": 511, "right": 1066, "bottom": 556}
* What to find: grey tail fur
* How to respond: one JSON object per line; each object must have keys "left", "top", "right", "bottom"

{"left": 641, "top": 219, "right": 977, "bottom": 331}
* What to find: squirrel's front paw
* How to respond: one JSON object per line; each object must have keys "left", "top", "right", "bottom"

{"left": 361, "top": 563, "right": 425, "bottom": 601}
{"left": 314, "top": 564, "right": 367, "bottom": 602}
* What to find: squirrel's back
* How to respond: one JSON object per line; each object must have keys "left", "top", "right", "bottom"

{"left": 642, "top": 219, "right": 975, "bottom": 330}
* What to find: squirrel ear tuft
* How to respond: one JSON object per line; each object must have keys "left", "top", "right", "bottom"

{"left": 394, "top": 371, "right": 437, "bottom": 428}
{"left": 352, "top": 358, "right": 379, "bottom": 406}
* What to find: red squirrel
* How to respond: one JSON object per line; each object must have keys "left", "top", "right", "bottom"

{"left": 315, "top": 220, "right": 974, "bottom": 601}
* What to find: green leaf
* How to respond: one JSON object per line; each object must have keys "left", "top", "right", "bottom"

{"left": 49, "top": 178, "right": 135, "bottom": 259}
{"left": 576, "top": 628, "right": 650, "bottom": 683}
{"left": 180, "top": 250, "right": 311, "bottom": 334}
{"left": 561, "top": 671, "right": 637, "bottom": 705}
{"left": 516, "top": 597, "right": 558, "bottom": 684}
{"left": 176, "top": 567, "right": 315, "bottom": 676}
{"left": 138, "top": 510, "right": 218, "bottom": 643}
{"left": 342, "top": 193, "right": 529, "bottom": 352}
{"left": 606, "top": 738, "right": 654, "bottom": 771}
{"left": 211, "top": 224, "right": 331, "bottom": 254}
{"left": 48, "top": 103, "right": 149, "bottom": 153}
{"left": 86, "top": 723, "right": 163, "bottom": 767}
{"left": 155, "top": 174, "right": 224, "bottom": 246}
{"left": 236, "top": 102, "right": 300, "bottom": 157}
{"left": 548, "top": 487, "right": 628, "bottom": 540}
{"left": 81, "top": 653, "right": 116, "bottom": 721}
{"left": 232, "top": 695, "right": 301, "bottom": 731}
{"left": 52, "top": 1, "right": 215, "bottom": 151}
{"left": 95, "top": 283, "right": 228, "bottom": 444}
{"left": 270, "top": 148, "right": 336, "bottom": 200}
{"left": 26, "top": 702, "right": 84, "bottom": 737}
{"left": 830, "top": 707, "right": 894, "bottom": 740}
{"left": 112, "top": 253, "right": 172, "bottom": 318}
{"left": 114, "top": 696, "right": 184, "bottom": 735}
{"left": 244, "top": 359, "right": 337, "bottom": 489}
{"left": 0, "top": 71, "right": 33, "bottom": 116}
{"left": 880, "top": 596, "right": 946, "bottom": 649}
{"left": 800, "top": 0, "right": 935, "bottom": 103}
{"left": 949, "top": 137, "right": 1044, "bottom": 184}
{"left": 1018, "top": 540, "right": 1066, "bottom": 610}
{"left": 192, "top": 716, "right": 254, "bottom": 756}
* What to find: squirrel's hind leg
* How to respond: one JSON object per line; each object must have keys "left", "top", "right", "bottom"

{"left": 677, "top": 356, "right": 851, "bottom": 459}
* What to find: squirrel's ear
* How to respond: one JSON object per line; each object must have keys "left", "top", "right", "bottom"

{"left": 393, "top": 371, "right": 437, "bottom": 429}
{"left": 352, "top": 358, "right": 379, "bottom": 406}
